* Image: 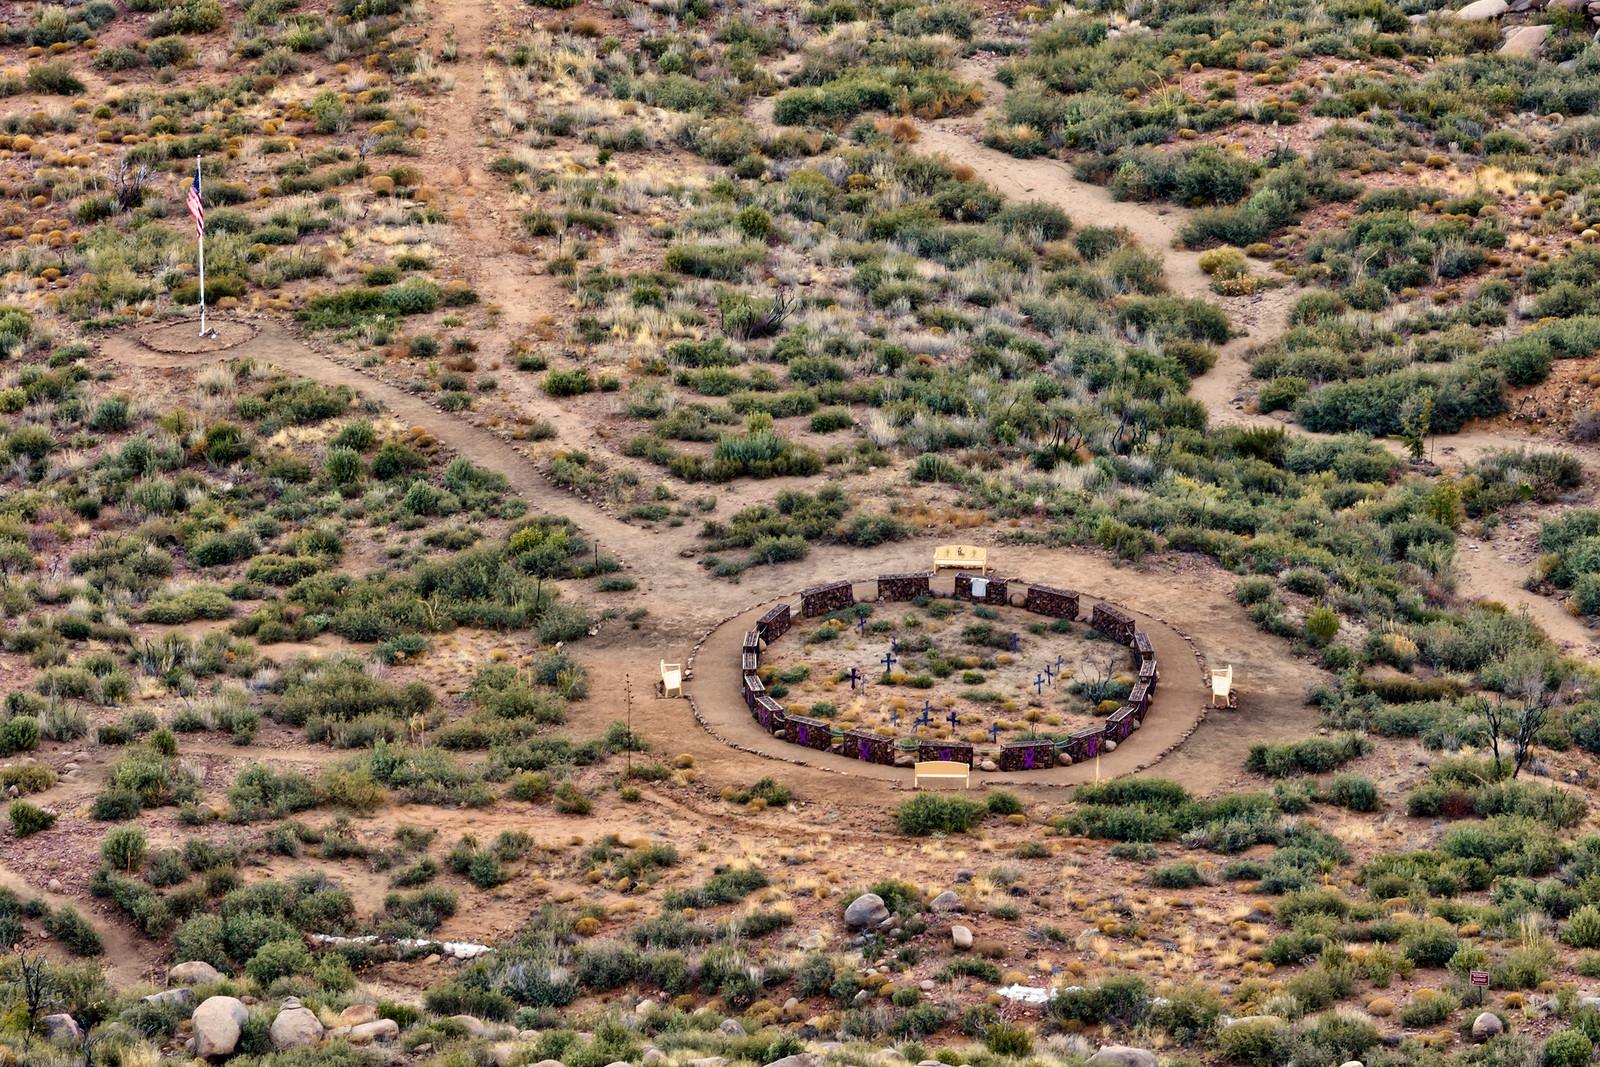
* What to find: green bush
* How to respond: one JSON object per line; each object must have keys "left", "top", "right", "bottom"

{"left": 1546, "top": 1030, "right": 1594, "bottom": 1067}
{"left": 101, "top": 825, "right": 148, "bottom": 872}
{"left": 895, "top": 793, "right": 985, "bottom": 835}
{"left": 8, "top": 800, "right": 55, "bottom": 836}
{"left": 1565, "top": 905, "right": 1600, "bottom": 949}
{"left": 1325, "top": 774, "right": 1380, "bottom": 812}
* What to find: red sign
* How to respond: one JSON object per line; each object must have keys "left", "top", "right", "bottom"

{"left": 1470, "top": 971, "right": 1490, "bottom": 986}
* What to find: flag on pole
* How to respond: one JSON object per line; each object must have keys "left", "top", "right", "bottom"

{"left": 186, "top": 161, "right": 204, "bottom": 237}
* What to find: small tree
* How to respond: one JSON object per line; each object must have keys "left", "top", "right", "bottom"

{"left": 16, "top": 952, "right": 51, "bottom": 1038}
{"left": 1399, "top": 388, "right": 1435, "bottom": 461}
{"left": 1483, "top": 652, "right": 1565, "bottom": 778}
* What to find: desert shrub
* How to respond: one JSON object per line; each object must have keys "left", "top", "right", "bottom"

{"left": 1564, "top": 905, "right": 1600, "bottom": 949}
{"left": 43, "top": 906, "right": 103, "bottom": 956}
{"left": 1546, "top": 1031, "right": 1594, "bottom": 1067}
{"left": 8, "top": 800, "right": 55, "bottom": 836}
{"left": 1152, "top": 862, "right": 1205, "bottom": 889}
{"left": 101, "top": 825, "right": 147, "bottom": 872}
{"left": 1247, "top": 734, "right": 1370, "bottom": 777}
{"left": 1325, "top": 774, "right": 1380, "bottom": 812}
{"left": 896, "top": 793, "right": 985, "bottom": 835}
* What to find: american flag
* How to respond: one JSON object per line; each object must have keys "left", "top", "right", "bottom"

{"left": 185, "top": 160, "right": 204, "bottom": 237}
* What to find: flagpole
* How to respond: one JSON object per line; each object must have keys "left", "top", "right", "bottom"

{"left": 196, "top": 156, "right": 206, "bottom": 337}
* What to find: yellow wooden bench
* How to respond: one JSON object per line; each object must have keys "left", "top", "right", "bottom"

{"left": 913, "top": 760, "right": 971, "bottom": 789}
{"left": 933, "top": 544, "right": 986, "bottom": 574}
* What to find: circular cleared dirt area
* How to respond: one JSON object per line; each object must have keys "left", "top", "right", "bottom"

{"left": 760, "top": 600, "right": 1141, "bottom": 747}
{"left": 685, "top": 576, "right": 1212, "bottom": 787}
{"left": 138, "top": 317, "right": 258, "bottom": 354}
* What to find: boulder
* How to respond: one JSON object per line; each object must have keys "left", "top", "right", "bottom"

{"left": 193, "top": 996, "right": 249, "bottom": 1059}
{"left": 644, "top": 1049, "right": 669, "bottom": 1065}
{"left": 169, "top": 961, "right": 225, "bottom": 986}
{"left": 1339, "top": 1061, "right": 1364, "bottom": 1067}
{"left": 41, "top": 1014, "right": 82, "bottom": 1044}
{"left": 844, "top": 893, "right": 890, "bottom": 928}
{"left": 1087, "top": 1047, "right": 1159, "bottom": 1067}
{"left": 764, "top": 1057, "right": 819, "bottom": 1067}
{"left": 1500, "top": 24, "right": 1549, "bottom": 56}
{"left": 270, "top": 1000, "right": 325, "bottom": 1051}
{"left": 1472, "top": 1013, "right": 1504, "bottom": 1042}
{"left": 1456, "top": 0, "right": 1508, "bottom": 17}
{"left": 339, "top": 1004, "right": 379, "bottom": 1026}
{"left": 533, "top": 1061, "right": 567, "bottom": 1067}
{"left": 719, "top": 1019, "right": 746, "bottom": 1036}
{"left": 1580, "top": 996, "right": 1600, "bottom": 1011}
{"left": 635, "top": 999, "right": 658, "bottom": 1016}
{"left": 349, "top": 1019, "right": 401, "bottom": 1045}
{"left": 490, "top": 1043, "right": 525, "bottom": 1067}
{"left": 451, "top": 1015, "right": 493, "bottom": 1038}
{"left": 929, "top": 891, "right": 962, "bottom": 912}
{"left": 143, "top": 988, "right": 196, "bottom": 1009}
{"left": 951, "top": 925, "right": 974, "bottom": 950}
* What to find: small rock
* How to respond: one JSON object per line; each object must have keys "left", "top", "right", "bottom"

{"left": 169, "top": 961, "right": 224, "bottom": 987}
{"left": 954, "top": 870, "right": 974, "bottom": 884}
{"left": 144, "top": 988, "right": 197, "bottom": 1009}
{"left": 951, "top": 925, "right": 973, "bottom": 950}
{"left": 348, "top": 1019, "right": 401, "bottom": 1045}
{"left": 979, "top": 759, "right": 998, "bottom": 772}
{"left": 603, "top": 1061, "right": 632, "bottom": 1067}
{"left": 719, "top": 1020, "right": 746, "bottom": 1037}
{"left": 193, "top": 996, "right": 249, "bottom": 1059}
{"left": 798, "top": 930, "right": 826, "bottom": 951}
{"left": 844, "top": 893, "right": 890, "bottom": 928}
{"left": 451, "top": 1016, "right": 493, "bottom": 1038}
{"left": 929, "top": 891, "right": 962, "bottom": 912}
{"left": 644, "top": 1049, "right": 668, "bottom": 1066}
{"left": 533, "top": 1060, "right": 567, "bottom": 1067}
{"left": 1339, "top": 1061, "right": 1364, "bottom": 1067}
{"left": 764, "top": 1057, "right": 818, "bottom": 1067}
{"left": 42, "top": 1014, "right": 82, "bottom": 1045}
{"left": 1472, "top": 1013, "right": 1504, "bottom": 1042}
{"left": 636, "top": 999, "right": 658, "bottom": 1016}
{"left": 1087, "top": 1047, "right": 1159, "bottom": 1067}
{"left": 919, "top": 979, "right": 936, "bottom": 992}
{"left": 46, "top": 878, "right": 63, "bottom": 893}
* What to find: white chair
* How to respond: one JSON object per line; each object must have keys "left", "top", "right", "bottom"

{"left": 659, "top": 660, "right": 683, "bottom": 699}
{"left": 1210, "top": 665, "right": 1234, "bottom": 708}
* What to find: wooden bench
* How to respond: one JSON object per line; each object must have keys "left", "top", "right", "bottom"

{"left": 913, "top": 760, "right": 971, "bottom": 789}
{"left": 933, "top": 544, "right": 987, "bottom": 574}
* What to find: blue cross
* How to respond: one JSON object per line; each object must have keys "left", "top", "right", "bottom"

{"left": 922, "top": 700, "right": 932, "bottom": 718}
{"left": 1009, "top": 632, "right": 1020, "bottom": 652}
{"left": 947, "top": 709, "right": 959, "bottom": 730}
{"left": 881, "top": 651, "right": 897, "bottom": 675}
{"left": 849, "top": 667, "right": 860, "bottom": 690}
{"left": 891, "top": 636, "right": 898, "bottom": 652}
{"left": 1034, "top": 673, "right": 1045, "bottom": 695}
{"left": 858, "top": 615, "right": 866, "bottom": 635}
{"left": 989, "top": 722, "right": 1001, "bottom": 743}
{"left": 889, "top": 708, "right": 901, "bottom": 728}
{"left": 1055, "top": 654, "right": 1065, "bottom": 670}
{"left": 914, "top": 708, "right": 933, "bottom": 731}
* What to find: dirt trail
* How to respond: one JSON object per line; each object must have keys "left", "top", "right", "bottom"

{"left": 853, "top": 61, "right": 1600, "bottom": 654}
{"left": 0, "top": 864, "right": 150, "bottom": 986}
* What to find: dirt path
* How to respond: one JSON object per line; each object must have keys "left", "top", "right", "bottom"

{"left": 0, "top": 864, "right": 149, "bottom": 986}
